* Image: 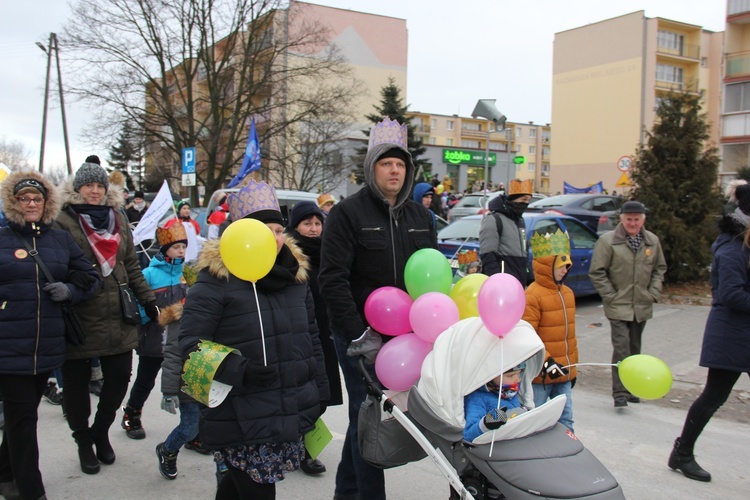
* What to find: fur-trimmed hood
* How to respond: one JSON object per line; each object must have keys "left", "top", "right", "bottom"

{"left": 0, "top": 169, "right": 61, "bottom": 225}
{"left": 59, "top": 176, "right": 125, "bottom": 209}
{"left": 195, "top": 234, "right": 309, "bottom": 283}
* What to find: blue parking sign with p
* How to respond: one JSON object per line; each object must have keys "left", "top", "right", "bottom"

{"left": 182, "top": 147, "right": 196, "bottom": 174}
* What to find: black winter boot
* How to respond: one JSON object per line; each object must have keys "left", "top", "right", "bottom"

{"left": 91, "top": 423, "right": 116, "bottom": 465}
{"left": 668, "top": 438, "right": 711, "bottom": 482}
{"left": 121, "top": 406, "right": 146, "bottom": 440}
{"left": 74, "top": 431, "right": 101, "bottom": 475}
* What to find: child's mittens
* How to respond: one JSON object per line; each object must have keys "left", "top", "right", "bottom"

{"left": 161, "top": 394, "right": 180, "bottom": 414}
{"left": 481, "top": 408, "right": 508, "bottom": 431}
{"left": 543, "top": 356, "right": 569, "bottom": 380}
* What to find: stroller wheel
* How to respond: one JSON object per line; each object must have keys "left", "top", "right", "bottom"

{"left": 463, "top": 478, "right": 485, "bottom": 500}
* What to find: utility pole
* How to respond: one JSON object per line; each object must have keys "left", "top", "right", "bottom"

{"left": 37, "top": 34, "right": 53, "bottom": 173}
{"left": 37, "top": 33, "right": 73, "bottom": 174}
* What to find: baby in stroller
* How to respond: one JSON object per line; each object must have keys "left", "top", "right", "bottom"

{"left": 464, "top": 363, "right": 527, "bottom": 442}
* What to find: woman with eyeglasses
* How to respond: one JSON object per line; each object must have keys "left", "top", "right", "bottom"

{"left": 54, "top": 161, "right": 158, "bottom": 476}
{"left": 0, "top": 170, "right": 100, "bottom": 500}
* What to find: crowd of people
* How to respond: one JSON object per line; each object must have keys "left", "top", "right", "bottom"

{"left": 0, "top": 116, "right": 746, "bottom": 499}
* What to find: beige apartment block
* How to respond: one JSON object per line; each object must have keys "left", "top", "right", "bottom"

{"left": 408, "top": 112, "right": 551, "bottom": 194}
{"left": 722, "top": 0, "right": 750, "bottom": 182}
{"left": 551, "top": 11, "right": 723, "bottom": 195}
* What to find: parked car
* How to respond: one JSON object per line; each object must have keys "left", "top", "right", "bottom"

{"left": 525, "top": 194, "right": 623, "bottom": 233}
{"left": 436, "top": 213, "right": 600, "bottom": 297}
{"left": 447, "top": 192, "right": 547, "bottom": 223}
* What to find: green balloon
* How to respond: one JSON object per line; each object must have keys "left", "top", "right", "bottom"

{"left": 404, "top": 248, "right": 453, "bottom": 300}
{"left": 618, "top": 354, "right": 673, "bottom": 400}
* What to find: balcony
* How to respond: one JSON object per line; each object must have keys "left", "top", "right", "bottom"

{"left": 655, "top": 80, "right": 698, "bottom": 93}
{"left": 727, "top": 51, "right": 750, "bottom": 79}
{"left": 729, "top": 0, "right": 750, "bottom": 16}
{"left": 460, "top": 128, "right": 487, "bottom": 139}
{"left": 656, "top": 43, "right": 700, "bottom": 60}
{"left": 413, "top": 124, "right": 431, "bottom": 135}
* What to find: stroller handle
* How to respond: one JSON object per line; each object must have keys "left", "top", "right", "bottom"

{"left": 357, "top": 356, "right": 387, "bottom": 400}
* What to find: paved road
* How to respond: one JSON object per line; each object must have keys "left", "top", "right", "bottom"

{"left": 35, "top": 300, "right": 749, "bottom": 499}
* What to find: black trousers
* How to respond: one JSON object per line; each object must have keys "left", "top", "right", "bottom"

{"left": 678, "top": 368, "right": 747, "bottom": 453}
{"left": 126, "top": 355, "right": 163, "bottom": 411}
{"left": 62, "top": 351, "right": 133, "bottom": 444}
{"left": 215, "top": 463, "right": 276, "bottom": 500}
{"left": 0, "top": 372, "right": 49, "bottom": 500}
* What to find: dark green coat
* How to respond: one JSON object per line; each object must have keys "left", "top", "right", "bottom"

{"left": 53, "top": 182, "right": 155, "bottom": 359}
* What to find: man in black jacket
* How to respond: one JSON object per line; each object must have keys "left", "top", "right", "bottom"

{"left": 319, "top": 118, "right": 436, "bottom": 500}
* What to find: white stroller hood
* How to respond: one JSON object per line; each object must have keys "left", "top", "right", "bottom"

{"left": 417, "top": 317, "right": 544, "bottom": 429}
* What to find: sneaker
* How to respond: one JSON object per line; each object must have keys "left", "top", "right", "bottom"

{"left": 89, "top": 379, "right": 104, "bottom": 396}
{"left": 43, "top": 381, "right": 63, "bottom": 405}
{"left": 121, "top": 406, "right": 146, "bottom": 439}
{"left": 185, "top": 438, "right": 211, "bottom": 455}
{"left": 156, "top": 442, "right": 178, "bottom": 480}
{"left": 614, "top": 396, "right": 628, "bottom": 407}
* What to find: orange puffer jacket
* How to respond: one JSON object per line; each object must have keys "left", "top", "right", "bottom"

{"left": 522, "top": 255, "right": 578, "bottom": 384}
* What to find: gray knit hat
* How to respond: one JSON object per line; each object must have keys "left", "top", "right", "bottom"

{"left": 73, "top": 162, "right": 109, "bottom": 192}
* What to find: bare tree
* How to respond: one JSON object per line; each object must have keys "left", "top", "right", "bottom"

{"left": 61, "top": 0, "right": 362, "bottom": 205}
{"left": 0, "top": 137, "right": 33, "bottom": 169}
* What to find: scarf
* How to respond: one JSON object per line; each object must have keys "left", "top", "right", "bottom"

{"left": 133, "top": 201, "right": 146, "bottom": 211}
{"left": 72, "top": 205, "right": 121, "bottom": 277}
{"left": 255, "top": 244, "right": 300, "bottom": 293}
{"left": 626, "top": 232, "right": 643, "bottom": 253}
{"left": 287, "top": 229, "right": 321, "bottom": 268}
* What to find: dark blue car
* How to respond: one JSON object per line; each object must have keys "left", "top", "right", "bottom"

{"left": 437, "top": 213, "right": 599, "bottom": 297}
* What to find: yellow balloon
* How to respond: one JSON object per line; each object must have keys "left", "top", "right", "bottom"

{"left": 219, "top": 219, "right": 277, "bottom": 282}
{"left": 449, "top": 273, "right": 488, "bottom": 319}
{"left": 436, "top": 184, "right": 445, "bottom": 194}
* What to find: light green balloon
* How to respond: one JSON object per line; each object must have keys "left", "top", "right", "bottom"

{"left": 618, "top": 354, "right": 673, "bottom": 400}
{"left": 404, "top": 248, "right": 453, "bottom": 300}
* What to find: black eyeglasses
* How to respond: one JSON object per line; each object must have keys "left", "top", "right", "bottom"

{"left": 16, "top": 196, "right": 45, "bottom": 206}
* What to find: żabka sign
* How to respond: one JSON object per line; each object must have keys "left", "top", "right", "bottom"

{"left": 442, "top": 149, "right": 496, "bottom": 166}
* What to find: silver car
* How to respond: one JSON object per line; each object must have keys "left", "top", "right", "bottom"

{"left": 447, "top": 192, "right": 547, "bottom": 223}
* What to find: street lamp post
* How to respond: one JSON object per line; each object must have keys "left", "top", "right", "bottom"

{"left": 471, "top": 99, "right": 506, "bottom": 206}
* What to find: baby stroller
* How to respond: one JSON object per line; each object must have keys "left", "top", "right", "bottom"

{"left": 358, "top": 317, "right": 625, "bottom": 499}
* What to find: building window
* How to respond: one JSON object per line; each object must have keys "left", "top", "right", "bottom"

{"left": 430, "top": 137, "right": 436, "bottom": 145}
{"left": 656, "top": 63, "right": 684, "bottom": 86}
{"left": 725, "top": 82, "right": 750, "bottom": 113}
{"left": 515, "top": 164, "right": 521, "bottom": 172}
{"left": 528, "top": 162, "right": 535, "bottom": 172}
{"left": 542, "top": 147, "right": 550, "bottom": 156}
{"left": 529, "top": 145, "right": 536, "bottom": 155}
{"left": 461, "top": 140, "right": 481, "bottom": 149}
{"left": 446, "top": 120, "right": 454, "bottom": 130}
{"left": 542, "top": 163, "right": 550, "bottom": 174}
{"left": 431, "top": 118, "right": 437, "bottom": 129}
{"left": 516, "top": 128, "right": 522, "bottom": 137}
{"left": 462, "top": 122, "right": 481, "bottom": 131}
{"left": 446, "top": 138, "right": 453, "bottom": 146}
{"left": 529, "top": 129, "right": 536, "bottom": 138}
{"left": 657, "top": 29, "right": 684, "bottom": 55}
{"left": 489, "top": 141, "right": 504, "bottom": 151}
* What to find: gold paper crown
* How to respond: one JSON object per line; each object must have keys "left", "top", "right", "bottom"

{"left": 228, "top": 179, "right": 280, "bottom": 221}
{"left": 368, "top": 117, "right": 408, "bottom": 150}
{"left": 508, "top": 179, "right": 533, "bottom": 197}
{"left": 529, "top": 229, "right": 571, "bottom": 259}
{"left": 156, "top": 223, "right": 188, "bottom": 247}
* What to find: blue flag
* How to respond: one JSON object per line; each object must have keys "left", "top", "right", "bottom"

{"left": 228, "top": 119, "right": 262, "bottom": 188}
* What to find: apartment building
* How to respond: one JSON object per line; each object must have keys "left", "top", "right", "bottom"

{"left": 551, "top": 11, "right": 723, "bottom": 194}
{"left": 722, "top": 0, "right": 750, "bottom": 181}
{"left": 407, "top": 112, "right": 552, "bottom": 194}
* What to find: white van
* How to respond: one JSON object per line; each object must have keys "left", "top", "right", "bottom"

{"left": 199, "top": 187, "right": 320, "bottom": 237}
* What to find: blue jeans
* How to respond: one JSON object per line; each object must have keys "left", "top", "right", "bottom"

{"left": 164, "top": 401, "right": 201, "bottom": 454}
{"left": 333, "top": 335, "right": 385, "bottom": 500}
{"left": 532, "top": 381, "right": 574, "bottom": 433}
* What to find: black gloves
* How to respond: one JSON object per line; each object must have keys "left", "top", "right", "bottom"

{"left": 483, "top": 408, "right": 508, "bottom": 430}
{"left": 543, "top": 356, "right": 569, "bottom": 381}
{"left": 43, "top": 282, "right": 72, "bottom": 302}
{"left": 144, "top": 301, "right": 160, "bottom": 321}
{"left": 68, "top": 270, "right": 97, "bottom": 291}
{"left": 243, "top": 362, "right": 278, "bottom": 388}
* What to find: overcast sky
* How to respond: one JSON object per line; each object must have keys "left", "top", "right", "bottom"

{"left": 0, "top": 0, "right": 727, "bottom": 172}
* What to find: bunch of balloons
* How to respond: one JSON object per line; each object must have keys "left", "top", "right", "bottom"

{"left": 368, "top": 249, "right": 528, "bottom": 391}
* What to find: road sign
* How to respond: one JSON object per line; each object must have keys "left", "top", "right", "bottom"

{"left": 182, "top": 147, "right": 196, "bottom": 174}
{"left": 513, "top": 156, "right": 526, "bottom": 165}
{"left": 182, "top": 173, "right": 196, "bottom": 187}
{"left": 617, "top": 156, "right": 633, "bottom": 172}
{"left": 616, "top": 172, "right": 631, "bottom": 187}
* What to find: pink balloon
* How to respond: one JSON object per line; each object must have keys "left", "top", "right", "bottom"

{"left": 409, "top": 292, "right": 460, "bottom": 343}
{"left": 364, "top": 286, "right": 413, "bottom": 336}
{"left": 477, "top": 274, "right": 526, "bottom": 337}
{"left": 375, "top": 334, "right": 433, "bottom": 391}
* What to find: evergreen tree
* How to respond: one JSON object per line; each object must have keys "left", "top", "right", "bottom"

{"left": 630, "top": 92, "right": 721, "bottom": 283}
{"left": 108, "top": 122, "right": 143, "bottom": 190}
{"left": 351, "top": 78, "right": 429, "bottom": 184}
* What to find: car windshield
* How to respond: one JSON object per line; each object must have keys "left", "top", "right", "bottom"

{"left": 528, "top": 194, "right": 580, "bottom": 208}
{"left": 437, "top": 217, "right": 481, "bottom": 241}
{"left": 454, "top": 194, "right": 494, "bottom": 208}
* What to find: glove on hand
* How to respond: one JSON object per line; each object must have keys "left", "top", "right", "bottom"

{"left": 68, "top": 270, "right": 97, "bottom": 291}
{"left": 346, "top": 327, "right": 383, "bottom": 365}
{"left": 483, "top": 408, "right": 508, "bottom": 430}
{"left": 543, "top": 356, "right": 569, "bottom": 380}
{"left": 243, "top": 362, "right": 278, "bottom": 388}
{"left": 161, "top": 394, "right": 179, "bottom": 414}
{"left": 144, "top": 301, "right": 160, "bottom": 321}
{"left": 43, "top": 282, "right": 72, "bottom": 302}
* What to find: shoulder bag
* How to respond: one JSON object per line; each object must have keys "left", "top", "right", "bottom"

{"left": 11, "top": 230, "right": 87, "bottom": 346}
{"left": 113, "top": 276, "right": 141, "bottom": 325}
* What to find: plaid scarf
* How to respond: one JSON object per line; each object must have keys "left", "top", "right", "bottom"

{"left": 76, "top": 209, "right": 121, "bottom": 277}
{"left": 626, "top": 232, "right": 643, "bottom": 253}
